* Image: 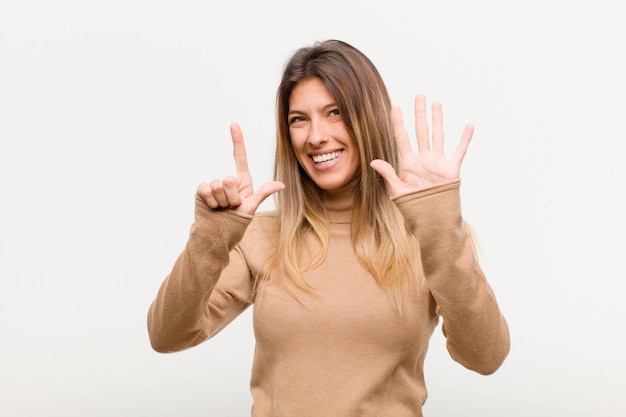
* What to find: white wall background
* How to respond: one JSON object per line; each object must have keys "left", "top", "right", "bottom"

{"left": 1, "top": 0, "right": 624, "bottom": 416}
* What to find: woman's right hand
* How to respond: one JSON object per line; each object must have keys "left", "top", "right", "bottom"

{"left": 196, "top": 123, "right": 285, "bottom": 216}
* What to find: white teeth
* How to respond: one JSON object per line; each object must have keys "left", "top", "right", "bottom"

{"left": 312, "top": 151, "right": 342, "bottom": 163}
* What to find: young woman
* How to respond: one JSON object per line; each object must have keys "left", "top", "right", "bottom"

{"left": 148, "top": 39, "right": 509, "bottom": 416}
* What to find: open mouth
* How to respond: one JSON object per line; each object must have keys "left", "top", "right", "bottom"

{"left": 311, "top": 150, "right": 342, "bottom": 165}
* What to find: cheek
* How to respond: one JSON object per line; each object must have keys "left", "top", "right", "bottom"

{"left": 289, "top": 131, "right": 306, "bottom": 154}
{"left": 349, "top": 155, "right": 361, "bottom": 177}
{"left": 288, "top": 135, "right": 307, "bottom": 166}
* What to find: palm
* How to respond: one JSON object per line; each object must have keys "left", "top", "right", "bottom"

{"left": 234, "top": 171, "right": 261, "bottom": 215}
{"left": 398, "top": 150, "right": 461, "bottom": 191}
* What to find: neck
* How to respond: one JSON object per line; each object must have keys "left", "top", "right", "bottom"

{"left": 321, "top": 183, "right": 355, "bottom": 223}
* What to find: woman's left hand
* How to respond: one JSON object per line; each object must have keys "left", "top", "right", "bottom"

{"left": 370, "top": 94, "right": 474, "bottom": 197}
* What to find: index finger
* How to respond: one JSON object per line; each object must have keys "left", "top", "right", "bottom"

{"left": 391, "top": 106, "right": 413, "bottom": 156}
{"left": 230, "top": 122, "right": 250, "bottom": 175}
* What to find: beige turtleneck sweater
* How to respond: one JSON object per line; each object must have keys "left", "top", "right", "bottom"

{"left": 147, "top": 180, "right": 510, "bottom": 416}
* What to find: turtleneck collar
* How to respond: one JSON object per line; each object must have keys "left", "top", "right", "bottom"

{"left": 321, "top": 187, "right": 354, "bottom": 224}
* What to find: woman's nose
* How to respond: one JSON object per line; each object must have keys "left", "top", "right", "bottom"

{"left": 308, "top": 119, "right": 328, "bottom": 146}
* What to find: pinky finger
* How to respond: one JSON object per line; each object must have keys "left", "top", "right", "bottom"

{"left": 197, "top": 184, "right": 220, "bottom": 209}
{"left": 452, "top": 123, "right": 474, "bottom": 165}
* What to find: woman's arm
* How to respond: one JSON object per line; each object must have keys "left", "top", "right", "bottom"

{"left": 395, "top": 181, "right": 510, "bottom": 374}
{"left": 147, "top": 197, "right": 253, "bottom": 353}
{"left": 148, "top": 123, "right": 284, "bottom": 352}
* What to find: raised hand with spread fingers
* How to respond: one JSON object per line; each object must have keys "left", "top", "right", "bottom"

{"left": 370, "top": 94, "right": 474, "bottom": 197}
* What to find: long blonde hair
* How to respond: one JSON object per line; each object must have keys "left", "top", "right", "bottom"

{"left": 257, "top": 40, "right": 421, "bottom": 312}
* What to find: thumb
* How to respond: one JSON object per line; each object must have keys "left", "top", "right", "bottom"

{"left": 238, "top": 181, "right": 285, "bottom": 215}
{"left": 370, "top": 159, "right": 403, "bottom": 189}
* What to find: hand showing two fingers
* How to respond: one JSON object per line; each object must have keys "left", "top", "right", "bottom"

{"left": 196, "top": 123, "right": 285, "bottom": 216}
{"left": 370, "top": 95, "right": 474, "bottom": 197}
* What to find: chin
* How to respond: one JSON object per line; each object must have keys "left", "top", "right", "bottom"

{"left": 317, "top": 180, "right": 356, "bottom": 195}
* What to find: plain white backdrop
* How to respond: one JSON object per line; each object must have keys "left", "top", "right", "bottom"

{"left": 1, "top": 0, "right": 625, "bottom": 416}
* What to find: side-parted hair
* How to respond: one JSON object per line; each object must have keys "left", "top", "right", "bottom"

{"left": 257, "top": 40, "right": 421, "bottom": 313}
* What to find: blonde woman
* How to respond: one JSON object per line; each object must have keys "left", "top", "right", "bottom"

{"left": 148, "top": 39, "right": 509, "bottom": 416}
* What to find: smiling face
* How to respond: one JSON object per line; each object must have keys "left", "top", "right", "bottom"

{"left": 288, "top": 77, "right": 360, "bottom": 197}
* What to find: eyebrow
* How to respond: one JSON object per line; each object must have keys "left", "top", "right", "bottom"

{"left": 288, "top": 102, "right": 337, "bottom": 115}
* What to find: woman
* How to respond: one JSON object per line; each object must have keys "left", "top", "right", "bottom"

{"left": 148, "top": 39, "right": 509, "bottom": 416}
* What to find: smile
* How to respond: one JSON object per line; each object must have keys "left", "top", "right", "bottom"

{"left": 311, "top": 150, "right": 342, "bottom": 164}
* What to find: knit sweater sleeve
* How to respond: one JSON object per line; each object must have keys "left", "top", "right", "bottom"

{"left": 147, "top": 195, "right": 253, "bottom": 353}
{"left": 393, "top": 180, "right": 510, "bottom": 375}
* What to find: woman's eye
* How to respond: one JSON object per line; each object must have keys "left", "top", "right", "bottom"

{"left": 289, "top": 116, "right": 305, "bottom": 125}
{"left": 329, "top": 109, "right": 340, "bottom": 117}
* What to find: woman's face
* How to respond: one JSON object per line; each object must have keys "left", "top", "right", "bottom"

{"left": 288, "top": 77, "right": 360, "bottom": 196}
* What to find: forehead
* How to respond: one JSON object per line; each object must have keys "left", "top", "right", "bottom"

{"left": 288, "top": 77, "right": 335, "bottom": 109}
